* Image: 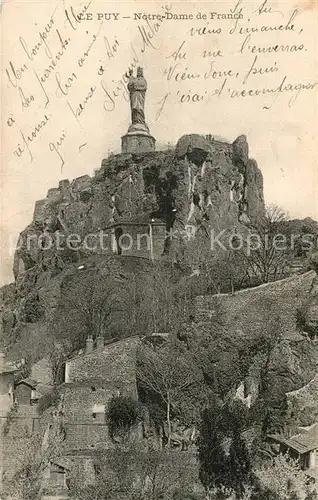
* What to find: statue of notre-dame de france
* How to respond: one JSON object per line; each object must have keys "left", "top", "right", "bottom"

{"left": 121, "top": 67, "right": 156, "bottom": 154}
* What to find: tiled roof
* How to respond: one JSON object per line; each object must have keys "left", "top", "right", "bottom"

{"left": 50, "top": 457, "right": 70, "bottom": 470}
{"left": 16, "top": 377, "right": 38, "bottom": 388}
{"left": 268, "top": 424, "right": 318, "bottom": 454}
{"left": 1, "top": 365, "right": 16, "bottom": 374}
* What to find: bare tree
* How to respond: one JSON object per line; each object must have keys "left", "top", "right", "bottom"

{"left": 6, "top": 420, "right": 65, "bottom": 500}
{"left": 53, "top": 258, "right": 132, "bottom": 348}
{"left": 47, "top": 338, "right": 72, "bottom": 384}
{"left": 137, "top": 340, "right": 201, "bottom": 447}
{"left": 129, "top": 266, "right": 189, "bottom": 336}
{"left": 239, "top": 204, "right": 290, "bottom": 284}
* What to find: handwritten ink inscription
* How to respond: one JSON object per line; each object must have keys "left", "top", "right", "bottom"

{"left": 3, "top": 0, "right": 317, "bottom": 175}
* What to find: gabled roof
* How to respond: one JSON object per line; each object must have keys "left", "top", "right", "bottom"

{"left": 50, "top": 458, "right": 70, "bottom": 471}
{"left": 1, "top": 365, "right": 17, "bottom": 374}
{"left": 66, "top": 335, "right": 140, "bottom": 362}
{"left": 16, "top": 378, "right": 38, "bottom": 389}
{"left": 268, "top": 424, "right": 318, "bottom": 454}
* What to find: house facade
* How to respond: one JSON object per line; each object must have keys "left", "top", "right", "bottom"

{"left": 268, "top": 423, "right": 318, "bottom": 481}
{"left": 61, "top": 336, "right": 140, "bottom": 454}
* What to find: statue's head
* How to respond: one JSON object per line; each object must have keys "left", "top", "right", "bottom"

{"left": 137, "top": 66, "right": 143, "bottom": 77}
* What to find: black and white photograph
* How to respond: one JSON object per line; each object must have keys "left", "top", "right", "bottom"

{"left": 0, "top": 1, "right": 317, "bottom": 498}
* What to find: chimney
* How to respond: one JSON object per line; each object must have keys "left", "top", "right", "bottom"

{"left": 0, "top": 352, "right": 5, "bottom": 372}
{"left": 96, "top": 336, "right": 104, "bottom": 350}
{"left": 86, "top": 336, "right": 94, "bottom": 354}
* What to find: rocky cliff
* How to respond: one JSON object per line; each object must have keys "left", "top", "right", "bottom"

{"left": 0, "top": 133, "right": 264, "bottom": 355}
{"left": 2, "top": 132, "right": 317, "bottom": 409}
{"left": 12, "top": 134, "right": 264, "bottom": 278}
{"left": 193, "top": 271, "right": 318, "bottom": 403}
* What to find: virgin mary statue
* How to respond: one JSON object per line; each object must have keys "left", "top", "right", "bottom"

{"left": 126, "top": 67, "right": 149, "bottom": 133}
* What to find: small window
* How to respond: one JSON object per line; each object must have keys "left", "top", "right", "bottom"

{"left": 94, "top": 464, "right": 102, "bottom": 476}
{"left": 92, "top": 404, "right": 105, "bottom": 413}
{"left": 92, "top": 405, "right": 105, "bottom": 422}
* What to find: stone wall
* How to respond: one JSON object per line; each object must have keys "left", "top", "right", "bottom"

{"left": 2, "top": 405, "right": 41, "bottom": 486}
{"left": 60, "top": 337, "right": 140, "bottom": 454}
{"left": 63, "top": 422, "right": 112, "bottom": 453}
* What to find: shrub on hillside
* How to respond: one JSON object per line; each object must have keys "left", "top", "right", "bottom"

{"left": 37, "top": 387, "right": 60, "bottom": 414}
{"left": 106, "top": 395, "right": 141, "bottom": 439}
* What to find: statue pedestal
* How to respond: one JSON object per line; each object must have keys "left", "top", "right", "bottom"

{"left": 121, "top": 131, "right": 156, "bottom": 154}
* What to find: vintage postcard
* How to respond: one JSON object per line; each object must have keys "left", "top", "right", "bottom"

{"left": 0, "top": 0, "right": 317, "bottom": 498}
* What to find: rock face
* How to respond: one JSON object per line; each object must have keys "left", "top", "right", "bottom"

{"left": 1, "top": 134, "right": 265, "bottom": 358}
{"left": 10, "top": 134, "right": 263, "bottom": 278}
{"left": 286, "top": 374, "right": 318, "bottom": 428}
{"left": 193, "top": 272, "right": 318, "bottom": 402}
{"left": 2, "top": 133, "right": 317, "bottom": 405}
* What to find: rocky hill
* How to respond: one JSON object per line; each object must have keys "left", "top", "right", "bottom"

{"left": 1, "top": 132, "right": 318, "bottom": 500}
{"left": 193, "top": 271, "right": 318, "bottom": 403}
{"left": 0, "top": 133, "right": 264, "bottom": 356}
{"left": 1, "top": 132, "right": 317, "bottom": 410}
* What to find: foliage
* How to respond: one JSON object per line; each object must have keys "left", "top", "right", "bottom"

{"left": 47, "top": 339, "right": 72, "bottom": 384}
{"left": 5, "top": 422, "right": 65, "bottom": 500}
{"left": 198, "top": 401, "right": 252, "bottom": 497}
{"left": 137, "top": 339, "right": 202, "bottom": 446}
{"left": 69, "top": 444, "right": 201, "bottom": 500}
{"left": 128, "top": 265, "right": 190, "bottom": 337}
{"left": 14, "top": 356, "right": 32, "bottom": 384}
{"left": 23, "top": 294, "right": 44, "bottom": 323}
{"left": 198, "top": 250, "right": 247, "bottom": 295}
{"left": 3, "top": 402, "right": 18, "bottom": 435}
{"left": 198, "top": 406, "right": 229, "bottom": 493}
{"left": 239, "top": 204, "right": 291, "bottom": 284}
{"left": 37, "top": 387, "right": 60, "bottom": 414}
{"left": 252, "top": 454, "right": 316, "bottom": 500}
{"left": 106, "top": 395, "right": 141, "bottom": 439}
{"left": 261, "top": 396, "right": 289, "bottom": 436}
{"left": 296, "top": 306, "right": 318, "bottom": 340}
{"left": 296, "top": 308, "right": 308, "bottom": 331}
{"left": 227, "top": 430, "right": 252, "bottom": 497}
{"left": 51, "top": 259, "right": 189, "bottom": 352}
{"left": 52, "top": 257, "right": 131, "bottom": 349}
{"left": 308, "top": 251, "right": 318, "bottom": 274}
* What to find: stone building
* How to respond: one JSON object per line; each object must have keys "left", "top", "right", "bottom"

{"left": 104, "top": 216, "right": 166, "bottom": 260}
{"left": 268, "top": 424, "right": 318, "bottom": 481}
{"left": 61, "top": 335, "right": 140, "bottom": 454}
{"left": 15, "top": 378, "right": 38, "bottom": 405}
